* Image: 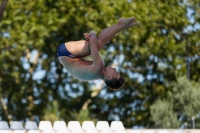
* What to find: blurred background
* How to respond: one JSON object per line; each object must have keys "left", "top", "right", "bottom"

{"left": 0, "top": 0, "right": 200, "bottom": 130}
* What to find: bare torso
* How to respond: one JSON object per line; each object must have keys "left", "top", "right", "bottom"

{"left": 58, "top": 56, "right": 104, "bottom": 81}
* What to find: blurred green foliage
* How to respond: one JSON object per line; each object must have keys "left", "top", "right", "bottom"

{"left": 151, "top": 77, "right": 200, "bottom": 128}
{"left": 0, "top": 0, "right": 200, "bottom": 128}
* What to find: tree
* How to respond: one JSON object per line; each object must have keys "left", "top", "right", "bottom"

{"left": 150, "top": 99, "right": 180, "bottom": 128}
{"left": 42, "top": 100, "right": 60, "bottom": 124}
{"left": 150, "top": 76, "right": 200, "bottom": 128}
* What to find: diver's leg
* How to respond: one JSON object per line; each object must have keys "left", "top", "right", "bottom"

{"left": 96, "top": 17, "right": 137, "bottom": 50}
{"left": 66, "top": 17, "right": 137, "bottom": 57}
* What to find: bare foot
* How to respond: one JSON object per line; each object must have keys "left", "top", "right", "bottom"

{"left": 118, "top": 17, "right": 137, "bottom": 28}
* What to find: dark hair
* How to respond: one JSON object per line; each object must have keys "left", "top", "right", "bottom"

{"left": 105, "top": 77, "right": 125, "bottom": 91}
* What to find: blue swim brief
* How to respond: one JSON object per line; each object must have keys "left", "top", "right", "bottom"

{"left": 57, "top": 43, "right": 75, "bottom": 58}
